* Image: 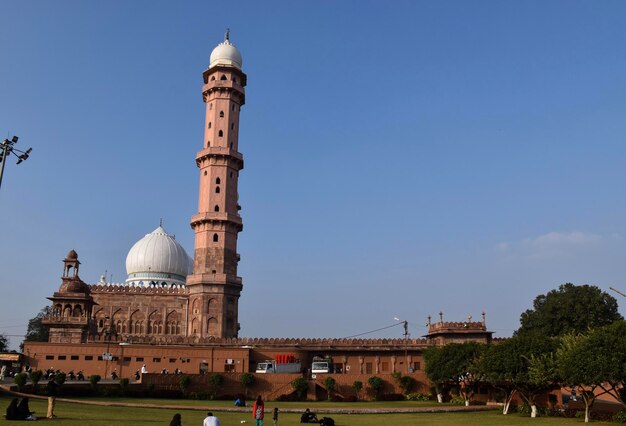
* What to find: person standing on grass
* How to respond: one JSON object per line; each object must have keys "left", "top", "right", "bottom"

{"left": 272, "top": 407, "right": 278, "bottom": 426}
{"left": 203, "top": 411, "right": 220, "bottom": 426}
{"left": 252, "top": 395, "right": 265, "bottom": 426}
{"left": 46, "top": 376, "right": 59, "bottom": 418}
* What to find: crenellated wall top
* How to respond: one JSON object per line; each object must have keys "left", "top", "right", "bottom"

{"left": 89, "top": 284, "right": 189, "bottom": 295}
{"left": 94, "top": 334, "right": 431, "bottom": 348}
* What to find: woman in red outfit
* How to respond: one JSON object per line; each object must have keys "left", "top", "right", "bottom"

{"left": 252, "top": 395, "right": 265, "bottom": 426}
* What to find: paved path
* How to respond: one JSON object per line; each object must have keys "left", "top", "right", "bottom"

{"left": 0, "top": 383, "right": 495, "bottom": 414}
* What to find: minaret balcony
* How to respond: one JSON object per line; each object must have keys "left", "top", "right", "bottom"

{"left": 191, "top": 212, "right": 243, "bottom": 227}
{"left": 203, "top": 79, "right": 244, "bottom": 93}
{"left": 196, "top": 147, "right": 243, "bottom": 163}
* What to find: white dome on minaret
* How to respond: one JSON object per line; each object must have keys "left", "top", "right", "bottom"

{"left": 209, "top": 30, "right": 242, "bottom": 70}
{"left": 125, "top": 225, "right": 193, "bottom": 288}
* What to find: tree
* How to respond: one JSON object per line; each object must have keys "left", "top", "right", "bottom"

{"left": 424, "top": 342, "right": 485, "bottom": 405}
{"left": 352, "top": 380, "right": 363, "bottom": 400}
{"left": 291, "top": 377, "right": 308, "bottom": 400}
{"left": 241, "top": 372, "right": 255, "bottom": 397}
{"left": 479, "top": 333, "right": 557, "bottom": 417}
{"left": 555, "top": 333, "right": 600, "bottom": 423}
{"left": 555, "top": 320, "right": 626, "bottom": 418}
{"left": 179, "top": 375, "right": 192, "bottom": 395}
{"left": 208, "top": 373, "right": 224, "bottom": 399}
{"left": 367, "top": 376, "right": 384, "bottom": 400}
{"left": 517, "top": 283, "right": 622, "bottom": 337}
{"left": 399, "top": 376, "right": 416, "bottom": 396}
{"left": 0, "top": 333, "right": 8, "bottom": 352}
{"left": 21, "top": 306, "right": 51, "bottom": 350}
{"left": 29, "top": 370, "right": 43, "bottom": 394}
{"left": 324, "top": 376, "right": 336, "bottom": 401}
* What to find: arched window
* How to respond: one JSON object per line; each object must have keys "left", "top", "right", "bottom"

{"left": 231, "top": 123, "right": 234, "bottom": 130}
{"left": 206, "top": 140, "right": 210, "bottom": 147}
{"left": 208, "top": 122, "right": 211, "bottom": 129}
{"left": 218, "top": 130, "right": 223, "bottom": 137}
{"left": 215, "top": 177, "right": 221, "bottom": 184}
{"left": 213, "top": 234, "right": 219, "bottom": 242}
{"left": 219, "top": 111, "right": 224, "bottom": 118}
{"left": 233, "top": 77, "right": 237, "bottom": 83}
{"left": 210, "top": 76, "right": 216, "bottom": 81}
{"left": 232, "top": 104, "right": 235, "bottom": 111}
{"left": 204, "top": 170, "right": 207, "bottom": 176}
{"left": 215, "top": 186, "right": 220, "bottom": 193}
{"left": 230, "top": 142, "right": 233, "bottom": 148}
{"left": 220, "top": 74, "right": 227, "bottom": 80}
{"left": 214, "top": 205, "right": 219, "bottom": 212}
{"left": 209, "top": 103, "right": 213, "bottom": 110}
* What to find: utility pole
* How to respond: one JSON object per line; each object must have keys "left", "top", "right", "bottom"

{"left": 0, "top": 136, "right": 33, "bottom": 190}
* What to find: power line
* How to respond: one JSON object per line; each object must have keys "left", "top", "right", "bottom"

{"left": 341, "top": 322, "right": 403, "bottom": 339}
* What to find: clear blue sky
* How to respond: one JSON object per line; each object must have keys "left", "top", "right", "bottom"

{"left": 2, "top": 1, "right": 626, "bottom": 351}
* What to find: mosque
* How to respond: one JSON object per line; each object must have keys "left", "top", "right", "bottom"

{"left": 22, "top": 33, "right": 492, "bottom": 398}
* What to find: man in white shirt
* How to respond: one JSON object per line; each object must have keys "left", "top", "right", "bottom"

{"left": 203, "top": 411, "right": 220, "bottom": 426}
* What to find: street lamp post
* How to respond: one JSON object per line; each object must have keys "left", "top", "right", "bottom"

{"left": 0, "top": 136, "right": 33, "bottom": 191}
{"left": 394, "top": 317, "right": 410, "bottom": 373}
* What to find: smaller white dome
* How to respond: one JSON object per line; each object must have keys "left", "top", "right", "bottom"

{"left": 209, "top": 31, "right": 242, "bottom": 70}
{"left": 125, "top": 226, "right": 193, "bottom": 288}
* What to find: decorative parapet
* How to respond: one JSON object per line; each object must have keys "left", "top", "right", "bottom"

{"left": 88, "top": 284, "right": 189, "bottom": 295}
{"left": 90, "top": 334, "right": 432, "bottom": 348}
{"left": 428, "top": 321, "right": 487, "bottom": 333}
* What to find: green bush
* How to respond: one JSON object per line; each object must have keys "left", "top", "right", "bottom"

{"left": 367, "top": 376, "right": 384, "bottom": 400}
{"left": 179, "top": 375, "right": 191, "bottom": 394}
{"left": 324, "top": 377, "right": 336, "bottom": 401}
{"left": 450, "top": 395, "right": 466, "bottom": 405}
{"left": 89, "top": 374, "right": 101, "bottom": 387}
{"left": 14, "top": 372, "right": 27, "bottom": 390}
{"left": 29, "top": 370, "right": 43, "bottom": 393}
{"left": 352, "top": 380, "right": 363, "bottom": 400}
{"left": 406, "top": 392, "right": 430, "bottom": 401}
{"left": 208, "top": 373, "right": 223, "bottom": 398}
{"left": 614, "top": 409, "right": 626, "bottom": 423}
{"left": 55, "top": 371, "right": 66, "bottom": 385}
{"left": 291, "top": 377, "right": 308, "bottom": 400}
{"left": 240, "top": 372, "right": 254, "bottom": 396}
{"left": 399, "top": 376, "right": 416, "bottom": 395}
{"left": 119, "top": 378, "right": 130, "bottom": 388}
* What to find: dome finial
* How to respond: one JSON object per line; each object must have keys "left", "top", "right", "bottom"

{"left": 225, "top": 28, "right": 230, "bottom": 42}
{"left": 159, "top": 217, "right": 163, "bottom": 227}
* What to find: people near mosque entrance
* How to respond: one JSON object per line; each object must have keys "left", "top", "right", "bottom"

{"left": 111, "top": 369, "right": 118, "bottom": 380}
{"left": 203, "top": 411, "right": 220, "bottom": 426}
{"left": 174, "top": 368, "right": 181, "bottom": 375}
{"left": 134, "top": 370, "right": 141, "bottom": 380}
{"left": 169, "top": 413, "right": 182, "bottom": 426}
{"left": 47, "top": 376, "right": 59, "bottom": 419}
{"left": 0, "top": 364, "right": 7, "bottom": 380}
{"left": 161, "top": 368, "right": 169, "bottom": 375}
{"left": 17, "top": 397, "right": 36, "bottom": 420}
{"left": 77, "top": 370, "right": 85, "bottom": 381}
{"left": 300, "top": 408, "right": 318, "bottom": 423}
{"left": 68, "top": 370, "right": 76, "bottom": 380}
{"left": 272, "top": 407, "right": 279, "bottom": 426}
{"left": 5, "top": 398, "right": 20, "bottom": 420}
{"left": 141, "top": 364, "right": 148, "bottom": 374}
{"left": 252, "top": 395, "right": 265, "bottom": 426}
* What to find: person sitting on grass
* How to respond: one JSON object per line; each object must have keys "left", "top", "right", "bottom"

{"left": 17, "top": 397, "right": 36, "bottom": 421}
{"left": 5, "top": 398, "right": 20, "bottom": 420}
{"left": 300, "top": 408, "right": 318, "bottom": 423}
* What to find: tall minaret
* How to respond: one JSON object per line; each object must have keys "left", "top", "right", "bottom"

{"left": 187, "top": 31, "right": 246, "bottom": 339}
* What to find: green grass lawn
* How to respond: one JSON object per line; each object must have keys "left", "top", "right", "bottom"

{"left": 0, "top": 394, "right": 614, "bottom": 425}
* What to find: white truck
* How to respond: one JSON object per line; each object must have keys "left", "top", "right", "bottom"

{"left": 311, "top": 356, "right": 333, "bottom": 374}
{"left": 256, "top": 355, "right": 302, "bottom": 374}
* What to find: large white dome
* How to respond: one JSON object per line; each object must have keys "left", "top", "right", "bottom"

{"left": 209, "top": 32, "right": 242, "bottom": 70}
{"left": 125, "top": 226, "right": 193, "bottom": 288}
